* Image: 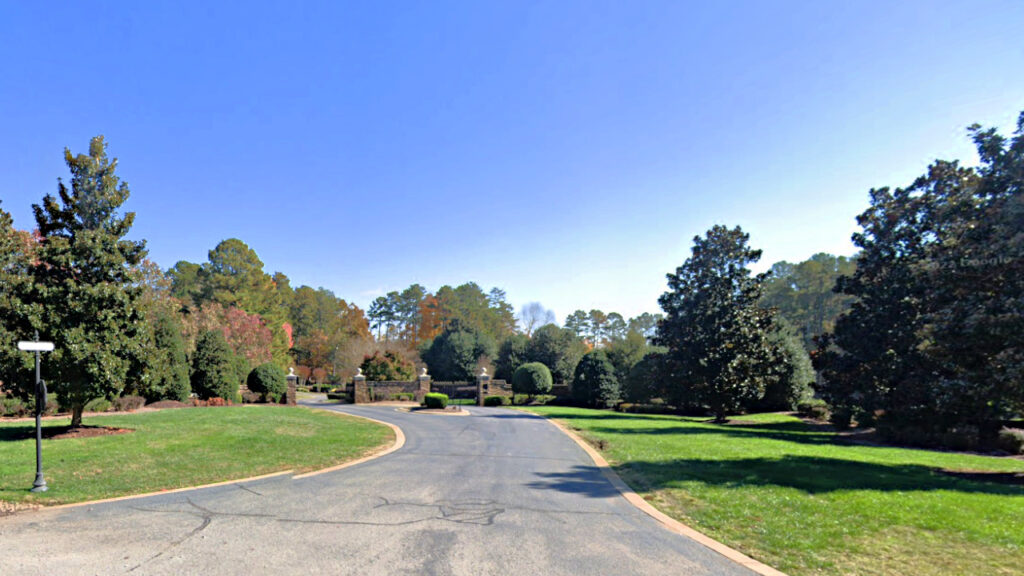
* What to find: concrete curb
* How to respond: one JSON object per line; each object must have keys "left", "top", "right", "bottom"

{"left": 292, "top": 409, "right": 406, "bottom": 478}
{"left": 46, "top": 470, "right": 295, "bottom": 511}
{"left": 23, "top": 406, "right": 403, "bottom": 512}
{"left": 539, "top": 414, "right": 788, "bottom": 576}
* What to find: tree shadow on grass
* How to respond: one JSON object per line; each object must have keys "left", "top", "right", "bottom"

{"left": 613, "top": 455, "right": 1024, "bottom": 496}
{"left": 0, "top": 426, "right": 36, "bottom": 442}
{"left": 587, "top": 423, "right": 838, "bottom": 447}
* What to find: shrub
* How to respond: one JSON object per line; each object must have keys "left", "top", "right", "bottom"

{"left": 616, "top": 402, "right": 676, "bottom": 415}
{"left": 1, "top": 396, "right": 27, "bottom": 417}
{"left": 240, "top": 389, "right": 261, "bottom": 403}
{"left": 390, "top": 392, "right": 415, "bottom": 401}
{"left": 797, "top": 399, "right": 830, "bottom": 421}
{"left": 113, "top": 395, "right": 146, "bottom": 412}
{"left": 191, "top": 330, "right": 239, "bottom": 401}
{"left": 484, "top": 395, "right": 509, "bottom": 407}
{"left": 512, "top": 362, "right": 553, "bottom": 396}
{"left": 247, "top": 363, "right": 287, "bottom": 403}
{"left": 85, "top": 398, "right": 112, "bottom": 413}
{"left": 424, "top": 393, "right": 449, "bottom": 409}
{"left": 572, "top": 350, "right": 621, "bottom": 408}
{"left": 995, "top": 427, "right": 1024, "bottom": 455}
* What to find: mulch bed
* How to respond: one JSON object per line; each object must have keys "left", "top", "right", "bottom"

{"left": 941, "top": 470, "right": 1024, "bottom": 486}
{"left": 145, "top": 400, "right": 191, "bottom": 410}
{"left": 8, "top": 425, "right": 135, "bottom": 440}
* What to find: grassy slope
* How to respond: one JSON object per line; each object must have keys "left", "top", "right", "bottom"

{"left": 523, "top": 407, "right": 1024, "bottom": 576}
{"left": 0, "top": 405, "right": 391, "bottom": 506}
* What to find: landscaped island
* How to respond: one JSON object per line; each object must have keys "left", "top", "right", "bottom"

{"left": 0, "top": 405, "right": 392, "bottom": 507}
{"left": 524, "top": 406, "right": 1024, "bottom": 576}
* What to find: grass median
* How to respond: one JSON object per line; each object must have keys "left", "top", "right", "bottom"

{"left": 523, "top": 406, "right": 1024, "bottom": 576}
{"left": 0, "top": 405, "right": 392, "bottom": 507}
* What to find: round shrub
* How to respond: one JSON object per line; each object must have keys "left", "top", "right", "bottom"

{"left": 247, "top": 363, "right": 287, "bottom": 403}
{"left": 424, "top": 393, "right": 449, "bottom": 409}
{"left": 512, "top": 362, "right": 553, "bottom": 397}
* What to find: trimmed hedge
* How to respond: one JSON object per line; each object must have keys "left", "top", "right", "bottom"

{"left": 484, "top": 395, "right": 509, "bottom": 407}
{"left": 247, "top": 363, "right": 287, "bottom": 403}
{"left": 424, "top": 393, "right": 449, "bottom": 409}
{"left": 512, "top": 362, "right": 553, "bottom": 396}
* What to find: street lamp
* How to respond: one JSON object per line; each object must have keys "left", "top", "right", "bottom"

{"left": 17, "top": 331, "right": 54, "bottom": 493}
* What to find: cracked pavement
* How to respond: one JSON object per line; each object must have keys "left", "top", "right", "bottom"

{"left": 0, "top": 404, "right": 755, "bottom": 575}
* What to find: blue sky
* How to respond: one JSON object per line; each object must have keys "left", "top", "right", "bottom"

{"left": 1, "top": 1, "right": 1022, "bottom": 321}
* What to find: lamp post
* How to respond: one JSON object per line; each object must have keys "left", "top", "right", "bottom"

{"left": 17, "top": 331, "right": 54, "bottom": 493}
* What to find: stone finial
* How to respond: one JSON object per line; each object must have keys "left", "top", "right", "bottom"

{"left": 287, "top": 367, "right": 296, "bottom": 377}
{"left": 479, "top": 367, "right": 489, "bottom": 377}
{"left": 420, "top": 367, "right": 429, "bottom": 377}
{"left": 356, "top": 367, "right": 364, "bottom": 377}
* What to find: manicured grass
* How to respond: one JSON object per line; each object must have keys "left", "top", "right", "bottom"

{"left": 0, "top": 405, "right": 392, "bottom": 506}
{"left": 523, "top": 407, "right": 1024, "bottom": 576}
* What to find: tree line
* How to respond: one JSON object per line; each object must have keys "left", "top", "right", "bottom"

{"left": 643, "top": 112, "right": 1022, "bottom": 451}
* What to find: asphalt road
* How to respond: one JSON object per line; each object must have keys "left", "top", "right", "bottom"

{"left": 0, "top": 403, "right": 755, "bottom": 575}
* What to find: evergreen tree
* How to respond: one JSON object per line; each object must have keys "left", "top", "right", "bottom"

{"left": 572, "top": 350, "right": 620, "bottom": 407}
{"left": 656, "top": 225, "right": 777, "bottom": 422}
{"left": 191, "top": 330, "right": 238, "bottom": 400}
{"left": 816, "top": 113, "right": 1024, "bottom": 438}
{"left": 0, "top": 202, "right": 35, "bottom": 395}
{"left": 28, "top": 137, "right": 148, "bottom": 426}
{"left": 494, "top": 333, "right": 529, "bottom": 381}
{"left": 420, "top": 322, "right": 496, "bottom": 381}
{"left": 525, "top": 323, "right": 587, "bottom": 384}
{"left": 754, "top": 319, "right": 814, "bottom": 412}
{"left": 133, "top": 309, "right": 191, "bottom": 402}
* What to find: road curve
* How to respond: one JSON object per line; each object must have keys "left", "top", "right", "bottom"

{"left": 0, "top": 403, "right": 755, "bottom": 575}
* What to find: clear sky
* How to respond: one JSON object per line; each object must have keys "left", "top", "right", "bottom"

{"left": 2, "top": 1, "right": 1022, "bottom": 321}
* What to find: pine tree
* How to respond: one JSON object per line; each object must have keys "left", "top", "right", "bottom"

{"left": 29, "top": 137, "right": 148, "bottom": 426}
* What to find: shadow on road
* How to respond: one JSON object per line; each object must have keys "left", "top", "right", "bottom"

{"left": 525, "top": 465, "right": 621, "bottom": 498}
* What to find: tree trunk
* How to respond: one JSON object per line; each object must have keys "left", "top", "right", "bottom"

{"left": 713, "top": 409, "right": 728, "bottom": 424}
{"left": 70, "top": 404, "right": 84, "bottom": 428}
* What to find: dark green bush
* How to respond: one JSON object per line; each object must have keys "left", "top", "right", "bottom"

{"left": 191, "top": 330, "right": 239, "bottom": 401}
{"left": 247, "top": 363, "right": 287, "bottom": 402}
{"left": 424, "top": 393, "right": 449, "bottom": 409}
{"left": 572, "top": 350, "right": 621, "bottom": 408}
{"left": 483, "top": 395, "right": 509, "bottom": 407}
{"left": 390, "top": 392, "right": 415, "bottom": 401}
{"left": 996, "top": 427, "right": 1024, "bottom": 455}
{"left": 797, "top": 399, "right": 830, "bottom": 421}
{"left": 512, "top": 362, "right": 553, "bottom": 396}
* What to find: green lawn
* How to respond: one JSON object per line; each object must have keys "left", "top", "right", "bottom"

{"left": 0, "top": 405, "right": 391, "bottom": 506}
{"left": 523, "top": 407, "right": 1024, "bottom": 576}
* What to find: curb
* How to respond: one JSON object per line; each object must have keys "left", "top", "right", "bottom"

{"left": 539, "top": 415, "right": 788, "bottom": 576}
{"left": 45, "top": 469, "right": 295, "bottom": 511}
{"left": 22, "top": 406, "right": 403, "bottom": 512}
{"left": 292, "top": 409, "right": 405, "bottom": 478}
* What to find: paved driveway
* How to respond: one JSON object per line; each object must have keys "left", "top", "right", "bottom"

{"left": 0, "top": 403, "right": 754, "bottom": 575}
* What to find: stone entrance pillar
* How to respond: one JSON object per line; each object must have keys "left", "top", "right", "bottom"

{"left": 416, "top": 368, "right": 431, "bottom": 403}
{"left": 477, "top": 367, "right": 490, "bottom": 407}
{"left": 353, "top": 368, "right": 369, "bottom": 404}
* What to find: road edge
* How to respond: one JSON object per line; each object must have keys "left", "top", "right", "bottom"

{"left": 17, "top": 406, "right": 403, "bottom": 512}
{"left": 292, "top": 407, "right": 406, "bottom": 478}
{"left": 537, "top": 413, "right": 789, "bottom": 576}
